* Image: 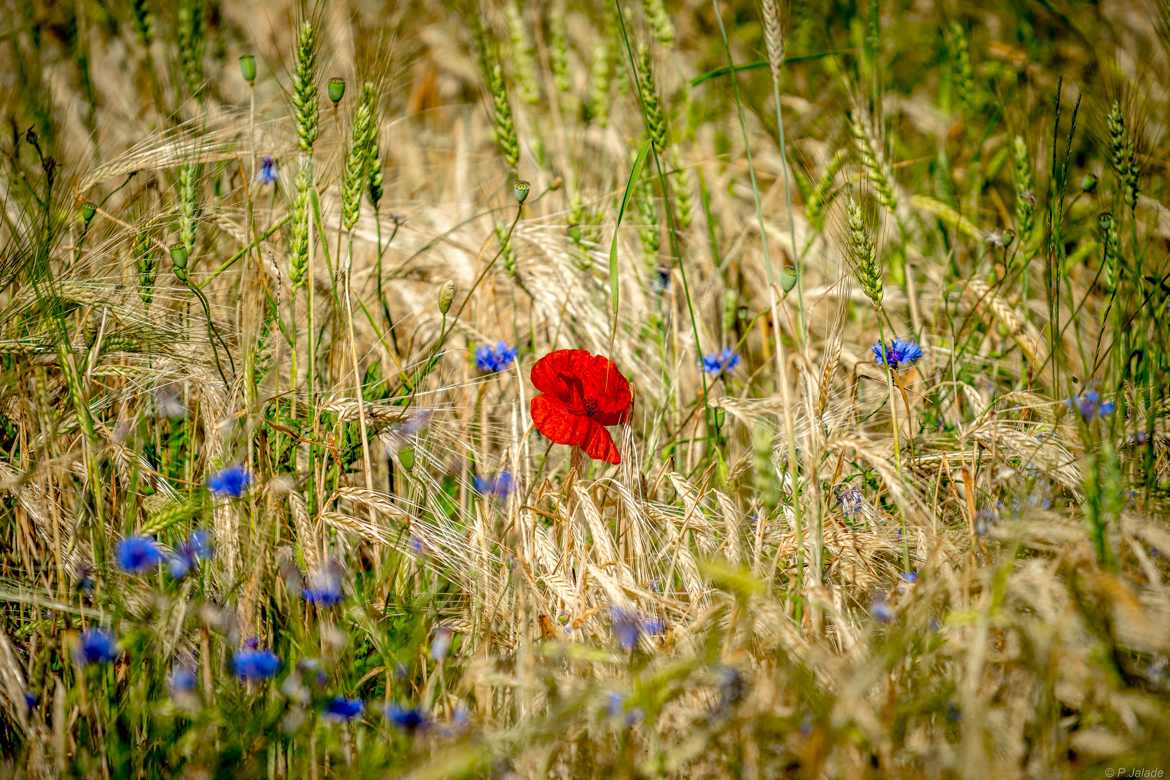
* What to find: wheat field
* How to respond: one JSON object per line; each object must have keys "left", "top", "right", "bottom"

{"left": 1, "top": 0, "right": 1169, "bottom": 777}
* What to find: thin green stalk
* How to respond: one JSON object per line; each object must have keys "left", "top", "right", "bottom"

{"left": 712, "top": 0, "right": 808, "bottom": 598}
{"left": 612, "top": 0, "right": 716, "bottom": 452}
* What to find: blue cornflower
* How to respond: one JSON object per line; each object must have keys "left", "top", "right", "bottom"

{"left": 257, "top": 156, "right": 278, "bottom": 185}
{"left": 900, "top": 571, "right": 918, "bottom": 584}
{"left": 475, "top": 341, "right": 518, "bottom": 373}
{"left": 871, "top": 598, "right": 894, "bottom": 623}
{"left": 975, "top": 506, "right": 999, "bottom": 537}
{"left": 708, "top": 666, "right": 747, "bottom": 724}
{"left": 1067, "top": 388, "right": 1115, "bottom": 420}
{"left": 390, "top": 410, "right": 431, "bottom": 440}
{"left": 701, "top": 348, "right": 741, "bottom": 375}
{"left": 438, "top": 705, "right": 471, "bottom": 737}
{"left": 76, "top": 563, "right": 95, "bottom": 594}
{"left": 610, "top": 607, "right": 666, "bottom": 651}
{"left": 168, "top": 554, "right": 191, "bottom": 580}
{"left": 605, "top": 692, "right": 644, "bottom": 726}
{"left": 302, "top": 568, "right": 344, "bottom": 606}
{"left": 430, "top": 626, "right": 454, "bottom": 661}
{"left": 472, "top": 471, "right": 513, "bottom": 500}
{"left": 323, "top": 696, "right": 364, "bottom": 722}
{"left": 872, "top": 338, "right": 924, "bottom": 370}
{"left": 297, "top": 658, "right": 328, "bottom": 687}
{"left": 168, "top": 529, "right": 214, "bottom": 580}
{"left": 208, "top": 465, "right": 252, "bottom": 498}
{"left": 652, "top": 266, "right": 671, "bottom": 294}
{"left": 75, "top": 629, "right": 117, "bottom": 666}
{"left": 170, "top": 666, "right": 197, "bottom": 693}
{"left": 836, "top": 486, "right": 864, "bottom": 518}
{"left": 23, "top": 692, "right": 37, "bottom": 712}
{"left": 231, "top": 648, "right": 281, "bottom": 681}
{"left": 386, "top": 704, "right": 429, "bottom": 733}
{"left": 116, "top": 535, "right": 162, "bottom": 573}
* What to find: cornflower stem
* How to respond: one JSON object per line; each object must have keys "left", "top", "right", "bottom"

{"left": 898, "top": 221, "right": 924, "bottom": 341}
{"left": 877, "top": 317, "right": 911, "bottom": 571}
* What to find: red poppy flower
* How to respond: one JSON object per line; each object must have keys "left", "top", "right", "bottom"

{"left": 530, "top": 349, "right": 632, "bottom": 464}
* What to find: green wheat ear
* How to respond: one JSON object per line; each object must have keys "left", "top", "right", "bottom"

{"left": 472, "top": 18, "right": 521, "bottom": 174}
{"left": 132, "top": 0, "right": 153, "bottom": 46}
{"left": 586, "top": 39, "right": 614, "bottom": 127}
{"left": 846, "top": 197, "right": 883, "bottom": 310}
{"left": 292, "top": 21, "right": 320, "bottom": 154}
{"left": 495, "top": 222, "right": 518, "bottom": 277}
{"left": 945, "top": 22, "right": 975, "bottom": 110}
{"left": 363, "top": 86, "right": 385, "bottom": 211}
{"left": 341, "top": 85, "right": 377, "bottom": 232}
{"left": 488, "top": 61, "right": 521, "bottom": 173}
{"left": 178, "top": 161, "right": 200, "bottom": 259}
{"left": 1106, "top": 101, "right": 1139, "bottom": 213}
{"left": 806, "top": 148, "right": 848, "bottom": 232}
{"left": 643, "top": 0, "right": 674, "bottom": 47}
{"left": 1098, "top": 212, "right": 1120, "bottom": 293}
{"left": 637, "top": 45, "right": 668, "bottom": 157}
{"left": 289, "top": 164, "right": 313, "bottom": 291}
{"left": 636, "top": 169, "right": 661, "bottom": 271}
{"left": 549, "top": 6, "right": 571, "bottom": 93}
{"left": 177, "top": 0, "right": 205, "bottom": 97}
{"left": 505, "top": 1, "right": 540, "bottom": 104}
{"left": 847, "top": 107, "right": 898, "bottom": 215}
{"left": 670, "top": 148, "right": 693, "bottom": 234}
{"left": 1012, "top": 136, "right": 1035, "bottom": 245}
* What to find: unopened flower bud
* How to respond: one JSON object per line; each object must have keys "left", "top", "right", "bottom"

{"left": 169, "top": 244, "right": 189, "bottom": 282}
{"left": 437, "top": 280, "right": 455, "bottom": 315}
{"left": 779, "top": 266, "right": 798, "bottom": 293}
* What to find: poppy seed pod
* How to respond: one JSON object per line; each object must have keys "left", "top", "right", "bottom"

{"left": 328, "top": 77, "right": 346, "bottom": 105}
{"left": 239, "top": 54, "right": 256, "bottom": 83}
{"left": 513, "top": 179, "right": 530, "bottom": 205}
{"left": 79, "top": 201, "right": 96, "bottom": 225}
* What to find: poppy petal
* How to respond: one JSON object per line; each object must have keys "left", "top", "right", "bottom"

{"left": 531, "top": 350, "right": 590, "bottom": 401}
{"left": 532, "top": 349, "right": 632, "bottom": 424}
{"left": 531, "top": 395, "right": 592, "bottom": 448}
{"left": 582, "top": 354, "right": 632, "bottom": 425}
{"left": 580, "top": 420, "right": 621, "bottom": 464}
